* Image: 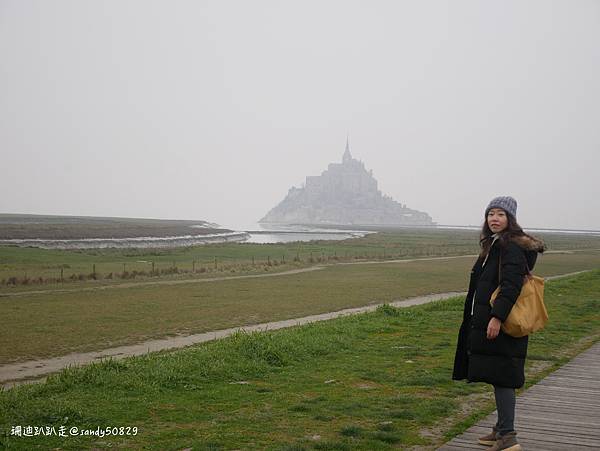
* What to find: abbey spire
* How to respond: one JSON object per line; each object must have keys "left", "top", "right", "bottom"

{"left": 342, "top": 135, "right": 352, "bottom": 163}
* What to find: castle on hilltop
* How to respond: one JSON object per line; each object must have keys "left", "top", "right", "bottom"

{"left": 259, "top": 139, "right": 434, "bottom": 226}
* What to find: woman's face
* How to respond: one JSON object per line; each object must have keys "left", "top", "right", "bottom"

{"left": 487, "top": 208, "right": 508, "bottom": 233}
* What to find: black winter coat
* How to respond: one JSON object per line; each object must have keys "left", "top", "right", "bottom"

{"left": 452, "top": 234, "right": 544, "bottom": 388}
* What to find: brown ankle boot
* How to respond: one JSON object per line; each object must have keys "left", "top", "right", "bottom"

{"left": 488, "top": 431, "right": 522, "bottom": 451}
{"left": 478, "top": 426, "right": 498, "bottom": 446}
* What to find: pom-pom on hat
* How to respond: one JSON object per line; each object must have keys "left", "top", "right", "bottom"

{"left": 485, "top": 196, "right": 517, "bottom": 218}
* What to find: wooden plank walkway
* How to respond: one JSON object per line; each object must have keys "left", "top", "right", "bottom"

{"left": 439, "top": 341, "right": 600, "bottom": 450}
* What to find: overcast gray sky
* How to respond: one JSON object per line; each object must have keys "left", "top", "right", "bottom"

{"left": 1, "top": 0, "right": 599, "bottom": 230}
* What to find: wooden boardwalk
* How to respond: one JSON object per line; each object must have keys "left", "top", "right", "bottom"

{"left": 439, "top": 341, "right": 600, "bottom": 450}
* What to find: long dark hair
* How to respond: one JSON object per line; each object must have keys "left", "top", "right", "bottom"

{"left": 479, "top": 212, "right": 541, "bottom": 257}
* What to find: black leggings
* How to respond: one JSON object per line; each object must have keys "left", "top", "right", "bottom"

{"left": 494, "top": 385, "right": 516, "bottom": 435}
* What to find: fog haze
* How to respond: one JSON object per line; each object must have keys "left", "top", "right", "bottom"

{"left": 1, "top": 1, "right": 599, "bottom": 230}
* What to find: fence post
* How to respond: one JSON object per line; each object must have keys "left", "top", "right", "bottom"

{"left": 92, "top": 264, "right": 96, "bottom": 278}
{"left": 60, "top": 268, "right": 64, "bottom": 283}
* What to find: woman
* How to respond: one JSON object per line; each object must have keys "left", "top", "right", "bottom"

{"left": 452, "top": 196, "right": 544, "bottom": 451}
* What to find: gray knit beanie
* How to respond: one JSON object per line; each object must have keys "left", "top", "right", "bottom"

{"left": 485, "top": 196, "right": 517, "bottom": 218}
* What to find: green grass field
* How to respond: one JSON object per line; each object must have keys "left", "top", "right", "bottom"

{"left": 1, "top": 270, "right": 599, "bottom": 450}
{"left": 2, "top": 250, "right": 600, "bottom": 364}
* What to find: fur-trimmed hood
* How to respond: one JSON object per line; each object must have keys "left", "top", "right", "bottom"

{"left": 511, "top": 234, "right": 545, "bottom": 253}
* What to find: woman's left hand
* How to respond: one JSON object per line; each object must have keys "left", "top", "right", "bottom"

{"left": 487, "top": 317, "right": 501, "bottom": 339}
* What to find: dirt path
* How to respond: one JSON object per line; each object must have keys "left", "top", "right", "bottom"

{"left": 0, "top": 254, "right": 479, "bottom": 298}
{"left": 0, "top": 291, "right": 467, "bottom": 388}
{"left": 0, "top": 251, "right": 592, "bottom": 298}
{"left": 0, "top": 270, "right": 589, "bottom": 389}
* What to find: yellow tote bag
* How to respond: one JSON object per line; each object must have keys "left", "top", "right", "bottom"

{"left": 489, "top": 272, "right": 548, "bottom": 338}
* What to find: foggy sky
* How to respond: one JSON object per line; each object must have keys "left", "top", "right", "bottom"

{"left": 1, "top": 1, "right": 599, "bottom": 230}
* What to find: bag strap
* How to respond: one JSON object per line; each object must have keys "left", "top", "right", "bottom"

{"left": 496, "top": 249, "right": 531, "bottom": 286}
